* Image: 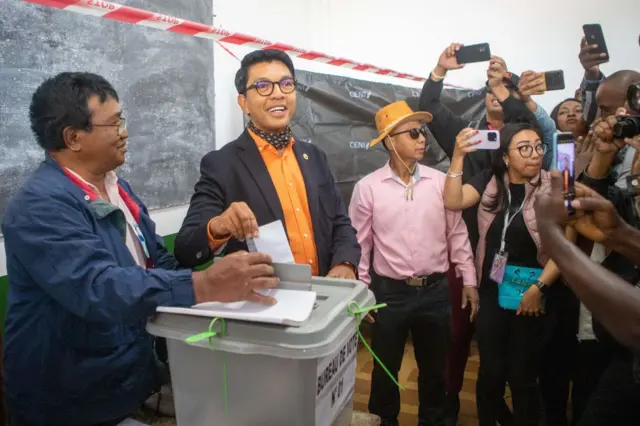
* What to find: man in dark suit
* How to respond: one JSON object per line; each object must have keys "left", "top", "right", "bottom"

{"left": 175, "top": 49, "right": 360, "bottom": 278}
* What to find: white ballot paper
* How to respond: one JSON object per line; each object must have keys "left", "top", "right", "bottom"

{"left": 246, "top": 220, "right": 294, "bottom": 264}
{"left": 157, "top": 289, "right": 317, "bottom": 326}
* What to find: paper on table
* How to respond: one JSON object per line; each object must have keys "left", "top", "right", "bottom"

{"left": 246, "top": 220, "right": 294, "bottom": 264}
{"left": 157, "top": 288, "right": 317, "bottom": 327}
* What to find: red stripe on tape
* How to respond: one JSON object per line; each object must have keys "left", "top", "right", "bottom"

{"left": 219, "top": 33, "right": 258, "bottom": 45}
{"left": 167, "top": 20, "right": 212, "bottom": 35}
{"left": 298, "top": 51, "right": 326, "bottom": 60}
{"left": 327, "top": 59, "right": 349, "bottom": 66}
{"left": 103, "top": 6, "right": 153, "bottom": 24}
{"left": 22, "top": 0, "right": 81, "bottom": 8}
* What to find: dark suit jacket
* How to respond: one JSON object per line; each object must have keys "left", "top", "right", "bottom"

{"left": 174, "top": 129, "right": 361, "bottom": 276}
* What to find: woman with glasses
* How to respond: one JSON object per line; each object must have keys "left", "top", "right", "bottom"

{"left": 443, "top": 122, "right": 569, "bottom": 426}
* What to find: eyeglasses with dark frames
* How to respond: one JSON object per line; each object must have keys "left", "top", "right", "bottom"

{"left": 245, "top": 77, "right": 296, "bottom": 97}
{"left": 389, "top": 125, "right": 429, "bottom": 140}
{"left": 92, "top": 117, "right": 127, "bottom": 137}
{"left": 510, "top": 143, "right": 547, "bottom": 158}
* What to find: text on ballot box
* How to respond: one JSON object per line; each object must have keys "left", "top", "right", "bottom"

{"left": 147, "top": 263, "right": 375, "bottom": 426}
{"left": 316, "top": 333, "right": 358, "bottom": 425}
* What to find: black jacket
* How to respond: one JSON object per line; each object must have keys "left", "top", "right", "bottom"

{"left": 174, "top": 129, "right": 361, "bottom": 276}
{"left": 581, "top": 172, "right": 640, "bottom": 351}
{"left": 418, "top": 77, "right": 537, "bottom": 248}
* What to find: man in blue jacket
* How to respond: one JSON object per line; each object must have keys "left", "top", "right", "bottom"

{"left": 2, "top": 72, "right": 279, "bottom": 426}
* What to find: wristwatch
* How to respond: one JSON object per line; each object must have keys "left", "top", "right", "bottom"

{"left": 534, "top": 280, "right": 548, "bottom": 294}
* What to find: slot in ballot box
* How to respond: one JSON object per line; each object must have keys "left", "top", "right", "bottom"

{"left": 147, "top": 262, "right": 375, "bottom": 426}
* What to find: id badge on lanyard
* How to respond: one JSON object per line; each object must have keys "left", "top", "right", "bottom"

{"left": 489, "top": 188, "right": 526, "bottom": 284}
{"left": 130, "top": 222, "right": 151, "bottom": 259}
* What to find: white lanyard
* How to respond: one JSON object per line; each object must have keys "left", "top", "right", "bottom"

{"left": 129, "top": 222, "right": 150, "bottom": 259}
{"left": 499, "top": 187, "right": 526, "bottom": 253}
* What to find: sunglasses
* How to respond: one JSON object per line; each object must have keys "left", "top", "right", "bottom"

{"left": 389, "top": 125, "right": 429, "bottom": 140}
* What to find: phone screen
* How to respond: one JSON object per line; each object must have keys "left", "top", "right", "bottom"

{"left": 555, "top": 133, "right": 575, "bottom": 215}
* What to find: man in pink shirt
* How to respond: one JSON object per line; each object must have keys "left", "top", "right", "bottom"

{"left": 349, "top": 101, "right": 478, "bottom": 426}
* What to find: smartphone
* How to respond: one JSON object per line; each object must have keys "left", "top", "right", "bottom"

{"left": 543, "top": 70, "right": 565, "bottom": 91}
{"left": 469, "top": 130, "right": 500, "bottom": 150}
{"left": 455, "top": 43, "right": 491, "bottom": 65}
{"left": 583, "top": 24, "right": 610, "bottom": 60}
{"left": 553, "top": 132, "right": 576, "bottom": 215}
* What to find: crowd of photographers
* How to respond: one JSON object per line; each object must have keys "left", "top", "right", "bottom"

{"left": 419, "top": 33, "right": 640, "bottom": 426}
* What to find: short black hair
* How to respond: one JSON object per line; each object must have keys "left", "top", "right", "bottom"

{"left": 29, "top": 72, "right": 119, "bottom": 151}
{"left": 234, "top": 49, "right": 295, "bottom": 94}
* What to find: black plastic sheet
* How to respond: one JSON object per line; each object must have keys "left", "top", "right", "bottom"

{"left": 253, "top": 70, "right": 487, "bottom": 207}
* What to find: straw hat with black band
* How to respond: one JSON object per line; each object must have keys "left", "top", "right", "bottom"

{"left": 370, "top": 101, "right": 433, "bottom": 200}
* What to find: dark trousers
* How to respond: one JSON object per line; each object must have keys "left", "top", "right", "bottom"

{"left": 368, "top": 274, "right": 451, "bottom": 426}
{"left": 570, "top": 340, "right": 612, "bottom": 426}
{"left": 577, "top": 350, "right": 640, "bottom": 426}
{"left": 540, "top": 284, "right": 579, "bottom": 426}
{"left": 445, "top": 267, "right": 474, "bottom": 397}
{"left": 476, "top": 284, "right": 553, "bottom": 426}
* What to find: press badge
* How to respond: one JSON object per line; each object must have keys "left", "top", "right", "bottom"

{"left": 490, "top": 251, "right": 508, "bottom": 283}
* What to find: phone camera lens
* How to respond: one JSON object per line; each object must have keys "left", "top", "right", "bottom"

{"left": 488, "top": 132, "right": 497, "bottom": 142}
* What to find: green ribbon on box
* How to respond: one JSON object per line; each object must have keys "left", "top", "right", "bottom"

{"left": 181, "top": 299, "right": 403, "bottom": 418}
{"left": 346, "top": 301, "right": 404, "bottom": 391}
{"left": 184, "top": 317, "right": 229, "bottom": 413}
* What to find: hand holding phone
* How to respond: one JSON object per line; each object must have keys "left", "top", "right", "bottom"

{"left": 581, "top": 24, "right": 609, "bottom": 75}
{"left": 469, "top": 130, "right": 500, "bottom": 150}
{"left": 437, "top": 43, "right": 466, "bottom": 71}
{"left": 455, "top": 43, "right": 491, "bottom": 65}
{"left": 553, "top": 132, "right": 576, "bottom": 215}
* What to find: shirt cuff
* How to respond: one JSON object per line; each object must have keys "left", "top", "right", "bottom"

{"left": 458, "top": 266, "right": 478, "bottom": 287}
{"left": 207, "top": 217, "right": 231, "bottom": 250}
{"left": 168, "top": 269, "right": 197, "bottom": 307}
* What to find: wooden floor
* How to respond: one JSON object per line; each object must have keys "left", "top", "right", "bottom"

{"left": 354, "top": 330, "right": 480, "bottom": 426}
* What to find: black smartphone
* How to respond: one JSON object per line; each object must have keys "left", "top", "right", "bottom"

{"left": 583, "top": 24, "right": 610, "bottom": 60}
{"left": 455, "top": 43, "right": 491, "bottom": 64}
{"left": 554, "top": 132, "right": 576, "bottom": 215}
{"left": 544, "top": 70, "right": 565, "bottom": 91}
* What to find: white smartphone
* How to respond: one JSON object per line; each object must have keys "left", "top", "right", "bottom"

{"left": 469, "top": 130, "right": 500, "bottom": 150}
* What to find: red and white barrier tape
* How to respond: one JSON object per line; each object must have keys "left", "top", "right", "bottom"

{"left": 21, "top": 0, "right": 470, "bottom": 88}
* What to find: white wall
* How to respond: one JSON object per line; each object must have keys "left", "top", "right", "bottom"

{"left": 0, "top": 0, "right": 638, "bottom": 276}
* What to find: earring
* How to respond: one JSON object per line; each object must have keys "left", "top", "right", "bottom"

{"left": 505, "top": 161, "right": 509, "bottom": 168}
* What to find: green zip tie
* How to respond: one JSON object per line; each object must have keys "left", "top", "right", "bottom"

{"left": 185, "top": 317, "right": 229, "bottom": 413}
{"left": 346, "top": 301, "right": 404, "bottom": 391}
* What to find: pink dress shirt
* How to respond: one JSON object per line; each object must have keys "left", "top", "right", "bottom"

{"left": 348, "top": 163, "right": 477, "bottom": 287}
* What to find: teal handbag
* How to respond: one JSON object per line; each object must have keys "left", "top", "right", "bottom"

{"left": 498, "top": 265, "right": 544, "bottom": 310}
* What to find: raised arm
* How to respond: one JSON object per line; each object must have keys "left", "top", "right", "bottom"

{"left": 443, "top": 128, "right": 483, "bottom": 210}
{"left": 578, "top": 36, "right": 607, "bottom": 127}
{"left": 418, "top": 43, "right": 470, "bottom": 159}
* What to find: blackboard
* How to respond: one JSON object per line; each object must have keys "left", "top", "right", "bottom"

{"left": 0, "top": 0, "right": 215, "bottom": 228}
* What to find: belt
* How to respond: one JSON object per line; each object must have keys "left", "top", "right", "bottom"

{"left": 403, "top": 272, "right": 446, "bottom": 287}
